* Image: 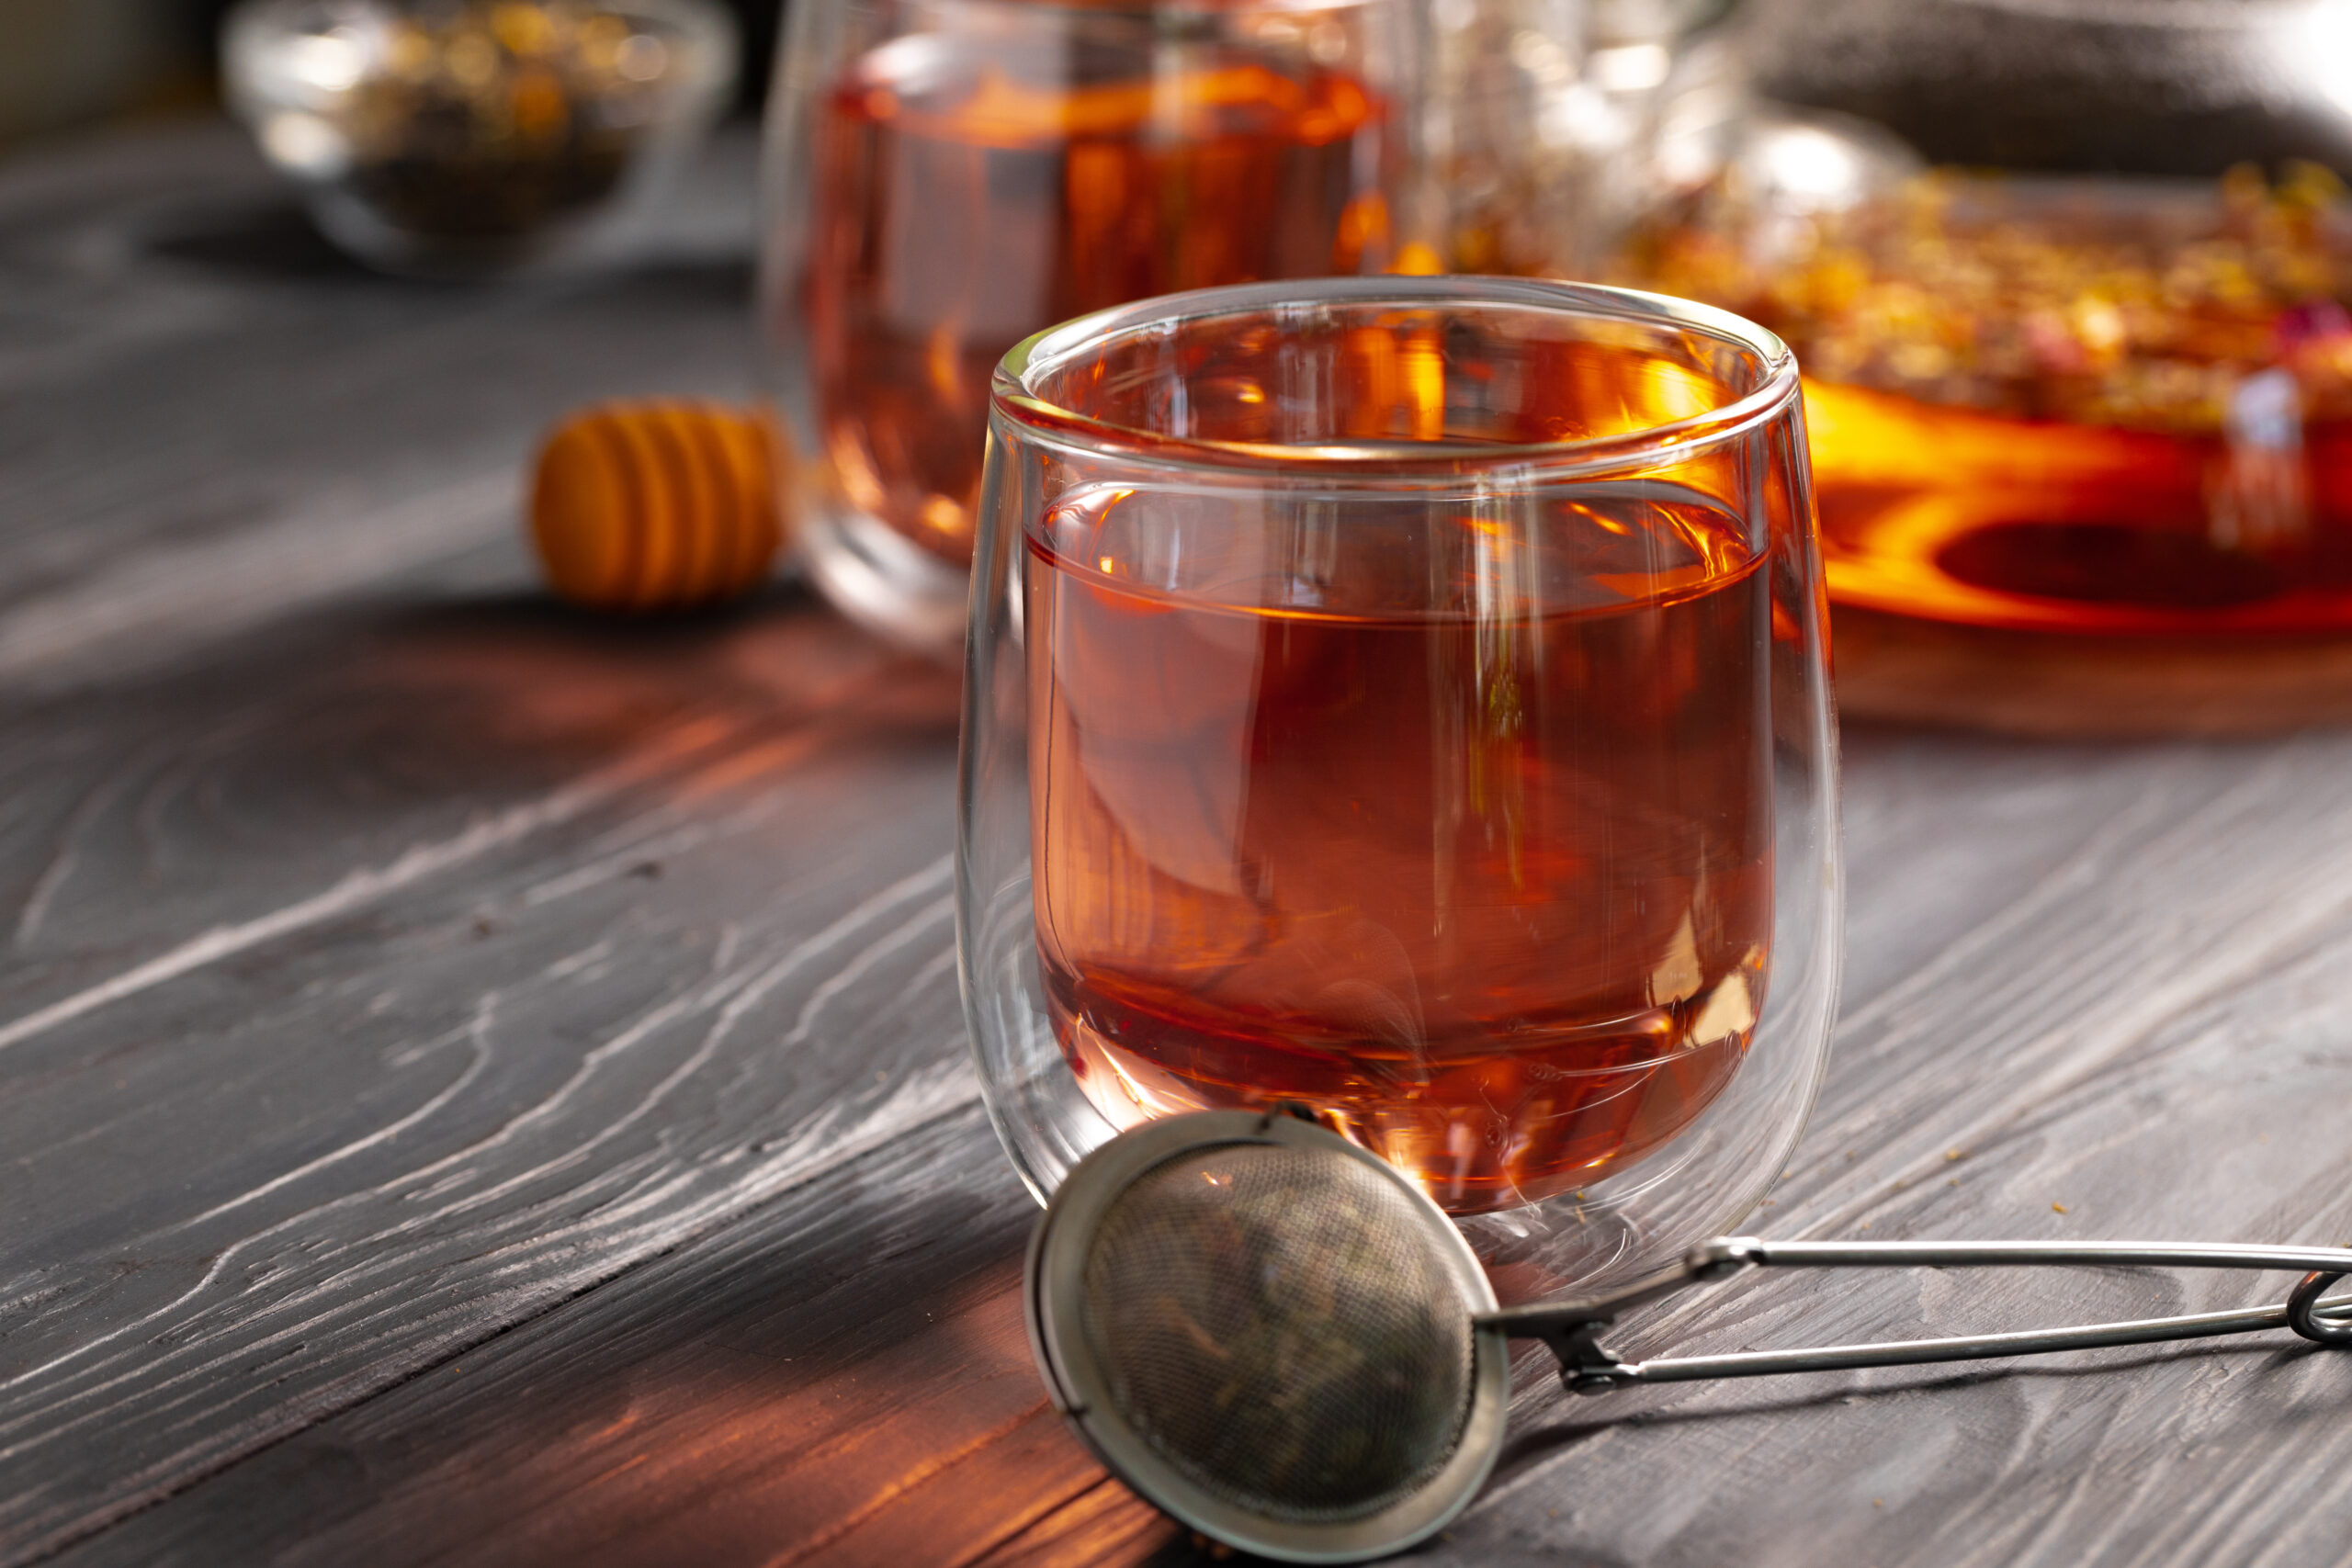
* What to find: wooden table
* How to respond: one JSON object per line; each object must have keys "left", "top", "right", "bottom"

{"left": 5, "top": 121, "right": 2350, "bottom": 1568}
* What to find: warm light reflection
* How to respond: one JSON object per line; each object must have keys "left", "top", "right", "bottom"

{"left": 1626, "top": 164, "right": 2352, "bottom": 632}
{"left": 2292, "top": 0, "right": 2352, "bottom": 118}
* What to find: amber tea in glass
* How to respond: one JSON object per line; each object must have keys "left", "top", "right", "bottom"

{"left": 761, "top": 0, "right": 1402, "bottom": 649}
{"left": 1029, "top": 485, "right": 1770, "bottom": 1212}
{"left": 964, "top": 279, "right": 1833, "bottom": 1217}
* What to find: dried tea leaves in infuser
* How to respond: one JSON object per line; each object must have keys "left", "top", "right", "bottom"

{"left": 1029, "top": 1112, "right": 1510, "bottom": 1562}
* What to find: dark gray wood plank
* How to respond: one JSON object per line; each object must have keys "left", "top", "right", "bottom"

{"left": 1442, "top": 723, "right": 2352, "bottom": 1568}
{"left": 0, "top": 119, "right": 756, "bottom": 694}
{"left": 49, "top": 721, "right": 2352, "bottom": 1568}
{"left": 0, "top": 119, "right": 1011, "bottom": 1563}
{"left": 0, "top": 586, "right": 978, "bottom": 1563}
{"left": 6, "top": 118, "right": 2352, "bottom": 1568}
{"left": 51, "top": 1107, "right": 1136, "bottom": 1568}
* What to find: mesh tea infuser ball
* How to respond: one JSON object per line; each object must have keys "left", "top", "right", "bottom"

{"left": 1027, "top": 1109, "right": 2352, "bottom": 1564}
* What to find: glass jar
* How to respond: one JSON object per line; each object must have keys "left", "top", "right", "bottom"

{"left": 756, "top": 0, "right": 1411, "bottom": 653}
{"left": 1600, "top": 0, "right": 2352, "bottom": 642}
{"left": 223, "top": 0, "right": 738, "bottom": 279}
{"left": 958, "top": 276, "right": 1841, "bottom": 1291}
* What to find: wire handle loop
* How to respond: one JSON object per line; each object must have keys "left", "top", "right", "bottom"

{"left": 2289, "top": 1272, "right": 2352, "bottom": 1345}
{"left": 1480, "top": 1238, "right": 2352, "bottom": 1393}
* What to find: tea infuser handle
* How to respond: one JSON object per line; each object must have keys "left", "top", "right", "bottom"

{"left": 1479, "top": 1237, "right": 2352, "bottom": 1393}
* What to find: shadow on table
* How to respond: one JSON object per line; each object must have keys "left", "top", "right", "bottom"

{"left": 140, "top": 195, "right": 757, "bottom": 310}
{"left": 14, "top": 578, "right": 959, "bottom": 833}
{"left": 1490, "top": 1331, "right": 2345, "bottom": 1492}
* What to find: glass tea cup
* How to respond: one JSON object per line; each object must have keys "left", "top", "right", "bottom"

{"left": 756, "top": 0, "right": 1409, "bottom": 653}
{"left": 958, "top": 276, "right": 1842, "bottom": 1290}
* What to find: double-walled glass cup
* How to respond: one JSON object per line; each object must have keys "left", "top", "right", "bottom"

{"left": 758, "top": 0, "right": 1409, "bottom": 652}
{"left": 959, "top": 276, "right": 1841, "bottom": 1289}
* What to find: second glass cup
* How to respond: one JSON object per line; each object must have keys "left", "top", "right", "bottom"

{"left": 758, "top": 0, "right": 1408, "bottom": 650}
{"left": 960, "top": 276, "right": 1842, "bottom": 1291}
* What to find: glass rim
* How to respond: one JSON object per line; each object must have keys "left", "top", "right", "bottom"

{"left": 990, "top": 276, "right": 1800, "bottom": 479}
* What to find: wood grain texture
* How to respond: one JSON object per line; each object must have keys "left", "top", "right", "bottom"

{"left": 53, "top": 725, "right": 2352, "bottom": 1568}
{"left": 0, "top": 593, "right": 977, "bottom": 1561}
{"left": 4, "top": 119, "right": 2352, "bottom": 1568}
{"left": 55, "top": 1108, "right": 1130, "bottom": 1568}
{"left": 0, "top": 121, "right": 987, "bottom": 1562}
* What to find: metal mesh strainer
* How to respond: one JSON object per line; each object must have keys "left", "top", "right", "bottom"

{"left": 1077, "top": 1143, "right": 1475, "bottom": 1523}
{"left": 1026, "top": 1110, "right": 1509, "bottom": 1563}
{"left": 1025, "top": 1108, "right": 2352, "bottom": 1565}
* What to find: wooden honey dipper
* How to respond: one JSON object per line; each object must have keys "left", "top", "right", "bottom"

{"left": 528, "top": 401, "right": 786, "bottom": 612}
